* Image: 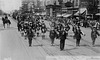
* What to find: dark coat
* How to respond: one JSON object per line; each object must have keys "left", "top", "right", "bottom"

{"left": 49, "top": 30, "right": 56, "bottom": 39}
{"left": 75, "top": 29, "right": 83, "bottom": 39}
{"left": 27, "top": 29, "right": 34, "bottom": 38}
{"left": 17, "top": 22, "right": 21, "bottom": 27}
{"left": 72, "top": 26, "right": 77, "bottom": 33}
{"left": 59, "top": 30, "right": 67, "bottom": 40}
{"left": 91, "top": 30, "right": 100, "bottom": 39}
{"left": 7, "top": 20, "right": 11, "bottom": 24}
{"left": 41, "top": 24, "right": 47, "bottom": 33}
{"left": 2, "top": 17, "right": 5, "bottom": 24}
{"left": 65, "top": 25, "right": 70, "bottom": 31}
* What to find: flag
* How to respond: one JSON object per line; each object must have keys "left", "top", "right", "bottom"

{"left": 81, "top": 10, "right": 86, "bottom": 17}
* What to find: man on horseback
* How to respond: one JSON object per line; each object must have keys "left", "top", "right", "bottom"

{"left": 2, "top": 16, "right": 5, "bottom": 28}
{"left": 2, "top": 15, "right": 11, "bottom": 28}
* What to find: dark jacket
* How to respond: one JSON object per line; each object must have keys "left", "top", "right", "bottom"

{"left": 2, "top": 17, "right": 5, "bottom": 23}
{"left": 49, "top": 30, "right": 56, "bottom": 39}
{"left": 91, "top": 30, "right": 100, "bottom": 39}
{"left": 65, "top": 25, "right": 70, "bottom": 31}
{"left": 72, "top": 26, "right": 77, "bottom": 33}
{"left": 7, "top": 19, "right": 11, "bottom": 24}
{"left": 27, "top": 29, "right": 34, "bottom": 38}
{"left": 75, "top": 29, "right": 83, "bottom": 39}
{"left": 59, "top": 30, "right": 67, "bottom": 40}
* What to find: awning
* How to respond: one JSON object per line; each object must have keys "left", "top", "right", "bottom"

{"left": 63, "top": 14, "right": 72, "bottom": 18}
{"left": 96, "top": 13, "right": 100, "bottom": 15}
{"left": 74, "top": 8, "right": 87, "bottom": 15}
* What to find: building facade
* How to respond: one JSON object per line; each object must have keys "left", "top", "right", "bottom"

{"left": 63, "top": 0, "right": 79, "bottom": 7}
{"left": 98, "top": 0, "right": 100, "bottom": 13}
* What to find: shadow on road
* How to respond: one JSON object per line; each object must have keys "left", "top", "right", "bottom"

{"left": 0, "top": 27, "right": 17, "bottom": 31}
{"left": 33, "top": 44, "right": 43, "bottom": 47}
{"left": 64, "top": 47, "right": 77, "bottom": 51}
{"left": 94, "top": 45, "right": 100, "bottom": 47}
{"left": 0, "top": 24, "right": 3, "bottom": 27}
{"left": 80, "top": 44, "right": 90, "bottom": 47}
{"left": 7, "top": 27, "right": 17, "bottom": 30}
{"left": 53, "top": 44, "right": 60, "bottom": 46}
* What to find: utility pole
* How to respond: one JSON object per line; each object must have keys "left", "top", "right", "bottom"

{"left": 79, "top": 0, "right": 81, "bottom": 21}
{"left": 58, "top": 0, "right": 63, "bottom": 15}
{"left": 72, "top": 0, "right": 74, "bottom": 18}
{"left": 54, "top": 1, "right": 56, "bottom": 17}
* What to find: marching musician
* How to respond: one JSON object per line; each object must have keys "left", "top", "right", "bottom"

{"left": 27, "top": 27, "right": 34, "bottom": 47}
{"left": 41, "top": 22, "right": 47, "bottom": 39}
{"left": 49, "top": 28, "right": 56, "bottom": 46}
{"left": 74, "top": 26, "right": 85, "bottom": 46}
{"left": 59, "top": 27, "right": 67, "bottom": 51}
{"left": 91, "top": 27, "right": 100, "bottom": 46}
{"left": 65, "top": 24, "right": 70, "bottom": 37}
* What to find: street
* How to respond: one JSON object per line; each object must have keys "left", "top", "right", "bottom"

{"left": 0, "top": 16, "right": 100, "bottom": 60}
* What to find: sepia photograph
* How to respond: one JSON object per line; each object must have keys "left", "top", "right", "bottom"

{"left": 0, "top": 0, "right": 100, "bottom": 60}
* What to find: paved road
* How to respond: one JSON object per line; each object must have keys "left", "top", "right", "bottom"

{"left": 0, "top": 17, "right": 100, "bottom": 60}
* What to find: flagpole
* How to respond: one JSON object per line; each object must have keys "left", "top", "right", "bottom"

{"left": 72, "top": 0, "right": 74, "bottom": 19}
{"left": 79, "top": 0, "right": 81, "bottom": 21}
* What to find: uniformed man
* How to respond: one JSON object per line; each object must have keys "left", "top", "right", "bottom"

{"left": 17, "top": 21, "right": 22, "bottom": 31}
{"left": 59, "top": 27, "right": 67, "bottom": 51}
{"left": 2, "top": 17, "right": 5, "bottom": 28}
{"left": 36, "top": 23, "right": 40, "bottom": 37}
{"left": 27, "top": 28, "right": 34, "bottom": 47}
{"left": 49, "top": 28, "right": 56, "bottom": 46}
{"left": 65, "top": 24, "right": 70, "bottom": 37}
{"left": 72, "top": 24, "right": 77, "bottom": 39}
{"left": 41, "top": 23, "right": 47, "bottom": 39}
{"left": 75, "top": 26, "right": 85, "bottom": 46}
{"left": 55, "top": 24, "right": 60, "bottom": 39}
{"left": 91, "top": 27, "right": 100, "bottom": 46}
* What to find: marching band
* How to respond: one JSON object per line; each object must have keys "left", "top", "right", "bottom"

{"left": 4, "top": 14, "right": 99, "bottom": 51}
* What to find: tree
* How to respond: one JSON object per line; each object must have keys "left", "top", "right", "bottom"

{"left": 0, "top": 10, "right": 3, "bottom": 15}
{"left": 65, "top": 1, "right": 73, "bottom": 7}
{"left": 58, "top": 0, "right": 63, "bottom": 5}
{"left": 87, "top": 0, "right": 99, "bottom": 14}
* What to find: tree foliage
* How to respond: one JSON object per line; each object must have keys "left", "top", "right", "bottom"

{"left": 58, "top": 0, "right": 63, "bottom": 4}
{"left": 65, "top": 1, "right": 73, "bottom": 7}
{"left": 87, "top": 0, "right": 99, "bottom": 14}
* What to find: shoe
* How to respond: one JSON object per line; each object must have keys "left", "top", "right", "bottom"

{"left": 41, "top": 44, "right": 43, "bottom": 46}
{"left": 51, "top": 44, "right": 53, "bottom": 46}
{"left": 78, "top": 45, "right": 80, "bottom": 47}
{"left": 92, "top": 45, "right": 95, "bottom": 47}
{"left": 76, "top": 44, "right": 80, "bottom": 47}
{"left": 29, "top": 45, "right": 31, "bottom": 47}
{"left": 60, "top": 49, "right": 63, "bottom": 51}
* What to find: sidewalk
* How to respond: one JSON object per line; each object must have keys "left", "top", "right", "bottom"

{"left": 0, "top": 17, "right": 4, "bottom": 30}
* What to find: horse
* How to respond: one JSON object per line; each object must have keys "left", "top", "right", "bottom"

{"left": 2, "top": 17, "right": 11, "bottom": 28}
